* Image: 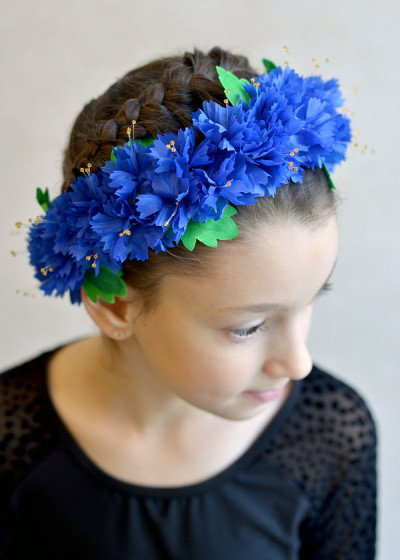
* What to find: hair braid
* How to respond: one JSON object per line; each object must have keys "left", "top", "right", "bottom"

{"left": 62, "top": 47, "right": 257, "bottom": 192}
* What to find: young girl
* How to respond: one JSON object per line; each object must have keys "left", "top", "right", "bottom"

{"left": 0, "top": 47, "right": 376, "bottom": 559}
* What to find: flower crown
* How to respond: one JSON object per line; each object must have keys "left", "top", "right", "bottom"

{"left": 28, "top": 59, "right": 351, "bottom": 304}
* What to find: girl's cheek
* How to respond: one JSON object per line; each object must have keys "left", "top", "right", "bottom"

{"left": 301, "top": 305, "right": 313, "bottom": 339}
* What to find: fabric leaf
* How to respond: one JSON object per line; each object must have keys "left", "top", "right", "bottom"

{"left": 83, "top": 266, "right": 127, "bottom": 304}
{"left": 110, "top": 147, "right": 117, "bottom": 164}
{"left": 322, "top": 163, "right": 336, "bottom": 190}
{"left": 263, "top": 58, "right": 277, "bottom": 73}
{"left": 181, "top": 205, "right": 238, "bottom": 251}
{"left": 135, "top": 136, "right": 155, "bottom": 147}
{"left": 36, "top": 187, "right": 49, "bottom": 212}
{"left": 216, "top": 66, "right": 250, "bottom": 106}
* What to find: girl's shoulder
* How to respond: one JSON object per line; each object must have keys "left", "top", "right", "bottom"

{"left": 0, "top": 347, "right": 62, "bottom": 484}
{"left": 279, "top": 366, "right": 377, "bottom": 555}
{"left": 266, "top": 363, "right": 377, "bottom": 500}
{"left": 302, "top": 364, "right": 377, "bottom": 443}
{"left": 268, "top": 362, "right": 377, "bottom": 446}
{"left": 0, "top": 347, "right": 59, "bottom": 414}
{"left": 0, "top": 350, "right": 50, "bottom": 426}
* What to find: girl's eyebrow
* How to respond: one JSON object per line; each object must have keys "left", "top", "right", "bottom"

{"left": 218, "top": 260, "right": 337, "bottom": 315}
{"left": 220, "top": 301, "right": 289, "bottom": 314}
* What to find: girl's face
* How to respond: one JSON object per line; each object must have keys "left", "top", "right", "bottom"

{"left": 129, "top": 216, "right": 339, "bottom": 421}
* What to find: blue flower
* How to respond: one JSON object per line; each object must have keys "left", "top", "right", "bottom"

{"left": 28, "top": 170, "right": 122, "bottom": 304}
{"left": 90, "top": 202, "right": 167, "bottom": 263}
{"left": 244, "top": 67, "right": 351, "bottom": 171}
{"left": 103, "top": 141, "right": 151, "bottom": 201}
{"left": 193, "top": 93, "right": 295, "bottom": 199}
{"left": 135, "top": 129, "right": 212, "bottom": 239}
{"left": 28, "top": 63, "right": 352, "bottom": 303}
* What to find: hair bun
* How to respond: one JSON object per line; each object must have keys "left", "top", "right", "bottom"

{"left": 142, "top": 82, "right": 166, "bottom": 105}
{"left": 98, "top": 119, "right": 118, "bottom": 142}
{"left": 116, "top": 98, "right": 142, "bottom": 125}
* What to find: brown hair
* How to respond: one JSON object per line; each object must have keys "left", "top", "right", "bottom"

{"left": 62, "top": 47, "right": 336, "bottom": 313}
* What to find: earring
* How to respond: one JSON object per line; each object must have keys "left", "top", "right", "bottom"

{"left": 112, "top": 330, "right": 125, "bottom": 340}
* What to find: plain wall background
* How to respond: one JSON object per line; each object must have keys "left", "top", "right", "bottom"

{"left": 1, "top": 0, "right": 399, "bottom": 557}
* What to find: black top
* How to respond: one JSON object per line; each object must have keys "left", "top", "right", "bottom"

{"left": 0, "top": 345, "right": 377, "bottom": 559}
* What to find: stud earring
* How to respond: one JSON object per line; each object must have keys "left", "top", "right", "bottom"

{"left": 112, "top": 330, "right": 125, "bottom": 340}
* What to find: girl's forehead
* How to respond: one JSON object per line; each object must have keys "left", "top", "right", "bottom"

{"left": 160, "top": 218, "right": 339, "bottom": 316}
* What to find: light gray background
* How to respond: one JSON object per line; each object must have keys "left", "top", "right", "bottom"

{"left": 1, "top": 0, "right": 399, "bottom": 557}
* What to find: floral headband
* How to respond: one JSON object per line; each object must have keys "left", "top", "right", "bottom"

{"left": 27, "top": 59, "right": 351, "bottom": 304}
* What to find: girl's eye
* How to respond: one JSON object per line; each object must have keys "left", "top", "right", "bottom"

{"left": 315, "top": 281, "right": 334, "bottom": 301}
{"left": 230, "top": 322, "right": 269, "bottom": 343}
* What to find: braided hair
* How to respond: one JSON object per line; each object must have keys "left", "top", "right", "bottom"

{"left": 62, "top": 47, "right": 255, "bottom": 191}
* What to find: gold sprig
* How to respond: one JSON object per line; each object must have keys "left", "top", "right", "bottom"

{"left": 85, "top": 253, "right": 99, "bottom": 267}
{"left": 15, "top": 290, "right": 36, "bottom": 298}
{"left": 352, "top": 130, "right": 375, "bottom": 155}
{"left": 164, "top": 201, "right": 179, "bottom": 227}
{"left": 166, "top": 139, "right": 177, "bottom": 154}
{"left": 288, "top": 147, "right": 300, "bottom": 171}
{"left": 283, "top": 45, "right": 290, "bottom": 65}
{"left": 10, "top": 249, "right": 27, "bottom": 257}
{"left": 80, "top": 162, "right": 93, "bottom": 176}
{"left": 14, "top": 215, "right": 42, "bottom": 231}
{"left": 40, "top": 266, "right": 54, "bottom": 277}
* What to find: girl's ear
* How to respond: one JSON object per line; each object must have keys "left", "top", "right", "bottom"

{"left": 80, "top": 287, "right": 142, "bottom": 341}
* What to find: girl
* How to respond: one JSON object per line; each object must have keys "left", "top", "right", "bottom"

{"left": 0, "top": 47, "right": 376, "bottom": 559}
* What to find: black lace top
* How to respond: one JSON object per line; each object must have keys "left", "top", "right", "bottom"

{"left": 0, "top": 346, "right": 377, "bottom": 559}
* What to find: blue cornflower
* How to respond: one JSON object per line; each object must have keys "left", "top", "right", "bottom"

{"left": 135, "top": 129, "right": 212, "bottom": 241}
{"left": 28, "top": 170, "right": 122, "bottom": 303}
{"left": 27, "top": 62, "right": 352, "bottom": 304}
{"left": 244, "top": 67, "right": 351, "bottom": 171}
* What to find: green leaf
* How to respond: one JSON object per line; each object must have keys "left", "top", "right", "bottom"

{"left": 135, "top": 136, "right": 155, "bottom": 147}
{"left": 216, "top": 66, "right": 250, "bottom": 106}
{"left": 262, "top": 58, "right": 277, "bottom": 73}
{"left": 36, "top": 187, "right": 49, "bottom": 211}
{"left": 83, "top": 266, "right": 127, "bottom": 304}
{"left": 181, "top": 205, "right": 238, "bottom": 251}
{"left": 322, "top": 163, "right": 336, "bottom": 190}
{"left": 110, "top": 147, "right": 117, "bottom": 163}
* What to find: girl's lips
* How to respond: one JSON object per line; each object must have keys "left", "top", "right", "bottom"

{"left": 242, "top": 386, "right": 286, "bottom": 403}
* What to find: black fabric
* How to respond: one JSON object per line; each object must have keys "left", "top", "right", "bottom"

{"left": 0, "top": 345, "right": 377, "bottom": 559}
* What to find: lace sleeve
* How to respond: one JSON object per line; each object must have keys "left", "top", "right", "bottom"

{"left": 0, "top": 355, "right": 59, "bottom": 558}
{"left": 299, "top": 379, "right": 377, "bottom": 559}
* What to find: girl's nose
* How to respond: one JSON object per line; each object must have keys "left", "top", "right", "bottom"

{"left": 262, "top": 321, "right": 313, "bottom": 381}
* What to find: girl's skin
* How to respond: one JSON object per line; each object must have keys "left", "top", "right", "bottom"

{"left": 47, "top": 216, "right": 338, "bottom": 486}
